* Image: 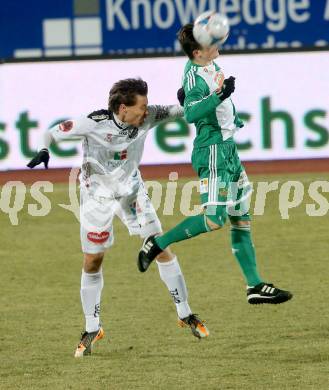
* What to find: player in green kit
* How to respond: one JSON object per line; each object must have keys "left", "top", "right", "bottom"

{"left": 138, "top": 23, "right": 293, "bottom": 307}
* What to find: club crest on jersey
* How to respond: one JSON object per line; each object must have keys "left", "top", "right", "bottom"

{"left": 104, "top": 134, "right": 112, "bottom": 142}
{"left": 59, "top": 120, "right": 73, "bottom": 132}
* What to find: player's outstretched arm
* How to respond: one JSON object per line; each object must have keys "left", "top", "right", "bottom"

{"left": 27, "top": 117, "right": 96, "bottom": 169}
{"left": 147, "top": 104, "right": 184, "bottom": 128}
{"left": 177, "top": 87, "right": 185, "bottom": 107}
{"left": 27, "top": 149, "right": 50, "bottom": 169}
{"left": 27, "top": 128, "right": 53, "bottom": 169}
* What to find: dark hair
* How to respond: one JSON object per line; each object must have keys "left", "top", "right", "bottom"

{"left": 108, "top": 78, "right": 148, "bottom": 113}
{"left": 177, "top": 23, "right": 202, "bottom": 59}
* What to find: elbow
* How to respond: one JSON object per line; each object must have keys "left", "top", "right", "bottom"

{"left": 185, "top": 111, "right": 197, "bottom": 124}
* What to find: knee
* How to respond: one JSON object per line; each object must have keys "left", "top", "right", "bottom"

{"left": 231, "top": 220, "right": 251, "bottom": 229}
{"left": 83, "top": 252, "right": 104, "bottom": 273}
{"left": 204, "top": 206, "right": 227, "bottom": 230}
{"left": 205, "top": 217, "right": 222, "bottom": 230}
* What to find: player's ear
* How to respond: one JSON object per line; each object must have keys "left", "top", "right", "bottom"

{"left": 192, "top": 48, "right": 201, "bottom": 59}
{"left": 119, "top": 103, "right": 127, "bottom": 113}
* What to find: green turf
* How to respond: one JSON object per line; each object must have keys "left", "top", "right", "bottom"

{"left": 1, "top": 173, "right": 329, "bottom": 389}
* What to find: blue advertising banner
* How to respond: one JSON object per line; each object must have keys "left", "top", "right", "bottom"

{"left": 1, "top": 0, "right": 329, "bottom": 60}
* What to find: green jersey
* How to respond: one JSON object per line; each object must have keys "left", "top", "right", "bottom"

{"left": 183, "top": 60, "right": 244, "bottom": 148}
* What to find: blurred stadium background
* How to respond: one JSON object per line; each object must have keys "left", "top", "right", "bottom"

{"left": 1, "top": 1, "right": 329, "bottom": 389}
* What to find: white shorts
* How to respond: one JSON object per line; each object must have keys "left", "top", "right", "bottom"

{"left": 80, "top": 178, "right": 162, "bottom": 254}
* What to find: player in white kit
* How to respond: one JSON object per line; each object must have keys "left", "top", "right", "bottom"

{"left": 27, "top": 78, "right": 209, "bottom": 357}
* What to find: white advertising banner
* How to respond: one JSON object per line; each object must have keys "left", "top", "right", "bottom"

{"left": 0, "top": 51, "right": 328, "bottom": 170}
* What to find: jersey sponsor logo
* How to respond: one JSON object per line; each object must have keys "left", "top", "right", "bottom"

{"left": 88, "top": 109, "right": 109, "bottom": 122}
{"left": 87, "top": 231, "right": 110, "bottom": 244}
{"left": 214, "top": 71, "right": 225, "bottom": 90}
{"left": 91, "top": 114, "right": 108, "bottom": 121}
{"left": 108, "top": 160, "right": 124, "bottom": 168}
{"left": 200, "top": 178, "right": 209, "bottom": 194}
{"left": 59, "top": 120, "right": 73, "bottom": 132}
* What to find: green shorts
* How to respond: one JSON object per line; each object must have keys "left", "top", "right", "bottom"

{"left": 191, "top": 138, "right": 251, "bottom": 222}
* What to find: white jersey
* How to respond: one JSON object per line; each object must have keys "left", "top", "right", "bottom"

{"left": 45, "top": 105, "right": 183, "bottom": 198}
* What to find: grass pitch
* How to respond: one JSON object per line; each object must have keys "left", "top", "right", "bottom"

{"left": 1, "top": 173, "right": 329, "bottom": 389}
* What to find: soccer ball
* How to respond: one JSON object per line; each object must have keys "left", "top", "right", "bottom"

{"left": 193, "top": 11, "right": 230, "bottom": 47}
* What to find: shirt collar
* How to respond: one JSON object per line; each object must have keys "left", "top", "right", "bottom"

{"left": 113, "top": 113, "right": 130, "bottom": 130}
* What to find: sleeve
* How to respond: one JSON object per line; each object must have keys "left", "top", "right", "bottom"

{"left": 183, "top": 73, "right": 222, "bottom": 124}
{"left": 146, "top": 105, "right": 184, "bottom": 128}
{"left": 38, "top": 117, "right": 97, "bottom": 150}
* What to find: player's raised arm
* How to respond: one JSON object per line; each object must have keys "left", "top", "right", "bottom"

{"left": 146, "top": 104, "right": 184, "bottom": 128}
{"left": 27, "top": 117, "right": 96, "bottom": 169}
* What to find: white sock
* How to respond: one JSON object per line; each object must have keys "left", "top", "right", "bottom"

{"left": 156, "top": 257, "right": 192, "bottom": 319}
{"left": 80, "top": 268, "right": 104, "bottom": 332}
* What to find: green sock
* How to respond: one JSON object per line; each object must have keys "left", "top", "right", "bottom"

{"left": 156, "top": 214, "right": 210, "bottom": 250}
{"left": 231, "top": 226, "right": 263, "bottom": 286}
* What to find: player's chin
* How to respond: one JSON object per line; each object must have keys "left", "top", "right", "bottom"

{"left": 213, "top": 48, "right": 220, "bottom": 58}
